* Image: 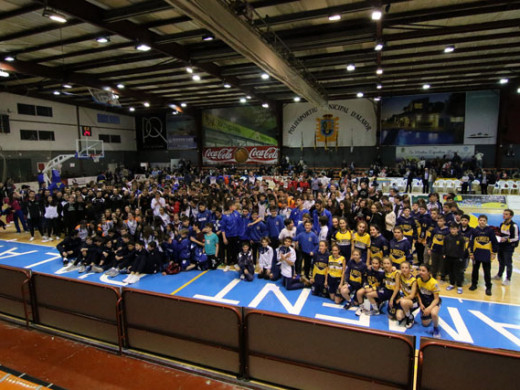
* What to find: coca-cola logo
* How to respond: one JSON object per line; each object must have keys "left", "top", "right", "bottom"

{"left": 249, "top": 146, "right": 278, "bottom": 160}
{"left": 203, "top": 148, "right": 234, "bottom": 160}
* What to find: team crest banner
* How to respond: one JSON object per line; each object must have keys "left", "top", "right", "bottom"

{"left": 283, "top": 99, "right": 377, "bottom": 148}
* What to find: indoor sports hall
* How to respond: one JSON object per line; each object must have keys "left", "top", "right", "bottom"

{"left": 0, "top": 1, "right": 519, "bottom": 389}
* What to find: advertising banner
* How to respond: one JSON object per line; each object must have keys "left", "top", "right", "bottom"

{"left": 136, "top": 113, "right": 167, "bottom": 150}
{"left": 202, "top": 106, "right": 277, "bottom": 147}
{"left": 167, "top": 114, "right": 197, "bottom": 149}
{"left": 203, "top": 146, "right": 279, "bottom": 165}
{"left": 464, "top": 90, "right": 499, "bottom": 145}
{"left": 396, "top": 145, "right": 475, "bottom": 160}
{"left": 283, "top": 99, "right": 377, "bottom": 148}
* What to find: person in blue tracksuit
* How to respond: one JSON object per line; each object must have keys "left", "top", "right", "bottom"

{"left": 296, "top": 220, "right": 319, "bottom": 279}
{"left": 265, "top": 208, "right": 284, "bottom": 249}
{"left": 195, "top": 202, "right": 213, "bottom": 229}
{"left": 290, "top": 197, "right": 309, "bottom": 226}
{"left": 248, "top": 210, "right": 267, "bottom": 264}
{"left": 220, "top": 202, "right": 241, "bottom": 269}
{"left": 469, "top": 215, "right": 498, "bottom": 296}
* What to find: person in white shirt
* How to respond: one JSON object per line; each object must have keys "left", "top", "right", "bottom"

{"left": 151, "top": 193, "right": 165, "bottom": 216}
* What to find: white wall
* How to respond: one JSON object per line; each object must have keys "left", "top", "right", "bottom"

{"left": 0, "top": 92, "right": 136, "bottom": 152}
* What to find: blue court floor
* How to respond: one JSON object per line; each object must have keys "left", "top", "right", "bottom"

{"left": 1, "top": 239, "right": 519, "bottom": 352}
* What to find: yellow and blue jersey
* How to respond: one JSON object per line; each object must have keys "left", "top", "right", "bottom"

{"left": 383, "top": 269, "right": 399, "bottom": 291}
{"left": 333, "top": 230, "right": 352, "bottom": 258}
{"left": 417, "top": 276, "right": 440, "bottom": 307}
{"left": 397, "top": 215, "right": 417, "bottom": 240}
{"left": 399, "top": 273, "right": 416, "bottom": 298}
{"left": 327, "top": 255, "right": 345, "bottom": 278}
{"left": 428, "top": 225, "right": 449, "bottom": 253}
{"left": 366, "top": 268, "right": 385, "bottom": 290}
{"left": 369, "top": 234, "right": 389, "bottom": 260}
{"left": 312, "top": 250, "right": 329, "bottom": 277}
{"left": 389, "top": 238, "right": 412, "bottom": 266}
{"left": 345, "top": 259, "right": 367, "bottom": 287}
{"left": 469, "top": 226, "right": 498, "bottom": 263}
{"left": 352, "top": 232, "right": 371, "bottom": 260}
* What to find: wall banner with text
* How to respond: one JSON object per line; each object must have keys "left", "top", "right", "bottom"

{"left": 283, "top": 99, "right": 377, "bottom": 148}
{"left": 203, "top": 146, "right": 279, "bottom": 165}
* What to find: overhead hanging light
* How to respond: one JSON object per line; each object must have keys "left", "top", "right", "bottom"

{"left": 186, "top": 66, "right": 194, "bottom": 74}
{"left": 192, "top": 74, "right": 201, "bottom": 81}
{"left": 262, "top": 103, "right": 269, "bottom": 108}
{"left": 261, "top": 73, "right": 270, "bottom": 80}
{"left": 356, "top": 92, "right": 364, "bottom": 98}
{"left": 4, "top": 56, "right": 15, "bottom": 62}
{"left": 376, "top": 68, "right": 383, "bottom": 75}
{"left": 143, "top": 102, "right": 150, "bottom": 107}
{"left": 202, "top": 33, "right": 214, "bottom": 41}
{"left": 374, "top": 42, "right": 384, "bottom": 51}
{"left": 0, "top": 70, "right": 10, "bottom": 78}
{"left": 293, "top": 97, "right": 301, "bottom": 102}
{"left": 180, "top": 102, "right": 187, "bottom": 108}
{"left": 444, "top": 46, "right": 455, "bottom": 53}
{"left": 423, "top": 84, "right": 431, "bottom": 90}
{"left": 53, "top": 90, "right": 61, "bottom": 95}
{"left": 346, "top": 64, "right": 356, "bottom": 72}
{"left": 63, "top": 84, "right": 72, "bottom": 89}
{"left": 377, "top": 84, "right": 382, "bottom": 89}
{"left": 43, "top": 8, "right": 67, "bottom": 23}
{"left": 117, "top": 83, "right": 125, "bottom": 89}
{"left": 499, "top": 78, "right": 509, "bottom": 84}
{"left": 374, "top": 97, "right": 381, "bottom": 101}
{"left": 371, "top": 9, "right": 382, "bottom": 21}
{"left": 135, "top": 43, "right": 151, "bottom": 51}
{"left": 328, "top": 14, "right": 341, "bottom": 21}
{"left": 129, "top": 107, "right": 135, "bottom": 112}
{"left": 223, "top": 83, "right": 231, "bottom": 88}
{"left": 96, "top": 36, "right": 110, "bottom": 44}
{"left": 240, "top": 97, "right": 247, "bottom": 103}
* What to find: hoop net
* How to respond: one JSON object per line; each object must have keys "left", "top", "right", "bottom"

{"left": 91, "top": 154, "right": 101, "bottom": 163}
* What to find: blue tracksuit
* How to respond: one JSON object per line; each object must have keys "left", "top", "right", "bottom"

{"left": 312, "top": 209, "right": 332, "bottom": 233}
{"left": 266, "top": 215, "right": 284, "bottom": 239}
{"left": 290, "top": 207, "right": 309, "bottom": 225}
{"left": 196, "top": 209, "right": 213, "bottom": 229}
{"left": 220, "top": 210, "right": 241, "bottom": 238}
{"left": 249, "top": 221, "right": 267, "bottom": 243}
{"left": 296, "top": 231, "right": 319, "bottom": 254}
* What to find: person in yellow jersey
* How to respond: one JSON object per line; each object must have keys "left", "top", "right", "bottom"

{"left": 352, "top": 220, "right": 371, "bottom": 265}
{"left": 395, "top": 261, "right": 418, "bottom": 329}
{"left": 325, "top": 244, "right": 346, "bottom": 304}
{"left": 417, "top": 264, "right": 442, "bottom": 338}
{"left": 332, "top": 217, "right": 352, "bottom": 259}
{"left": 366, "top": 257, "right": 399, "bottom": 316}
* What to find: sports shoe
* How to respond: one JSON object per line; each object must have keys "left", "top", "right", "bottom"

{"left": 85, "top": 265, "right": 92, "bottom": 273}
{"left": 42, "top": 236, "right": 48, "bottom": 241}
{"left": 343, "top": 301, "right": 352, "bottom": 310}
{"left": 457, "top": 287, "right": 463, "bottom": 294}
{"left": 78, "top": 265, "right": 86, "bottom": 273}
{"left": 223, "top": 265, "right": 230, "bottom": 272}
{"left": 368, "top": 309, "right": 380, "bottom": 316}
{"left": 119, "top": 267, "right": 129, "bottom": 274}
{"left": 240, "top": 274, "right": 245, "bottom": 280}
{"left": 469, "top": 285, "right": 477, "bottom": 291}
{"left": 492, "top": 274, "right": 501, "bottom": 281}
{"left": 48, "top": 237, "right": 54, "bottom": 241}
{"left": 405, "top": 316, "right": 415, "bottom": 329}
{"left": 29, "top": 237, "right": 35, "bottom": 242}
{"left": 446, "top": 285, "right": 455, "bottom": 291}
{"left": 122, "top": 275, "right": 131, "bottom": 283}
{"left": 355, "top": 307, "right": 364, "bottom": 316}
{"left": 432, "top": 328, "right": 441, "bottom": 339}
{"left": 92, "top": 265, "right": 104, "bottom": 273}
{"left": 234, "top": 264, "right": 240, "bottom": 271}
{"left": 485, "top": 288, "right": 492, "bottom": 296}
{"left": 128, "top": 274, "right": 140, "bottom": 284}
{"left": 503, "top": 279, "right": 511, "bottom": 286}
{"left": 63, "top": 258, "right": 69, "bottom": 265}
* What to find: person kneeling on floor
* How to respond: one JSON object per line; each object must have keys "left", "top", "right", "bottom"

{"left": 123, "top": 241, "right": 162, "bottom": 284}
{"left": 279, "top": 236, "right": 310, "bottom": 290}
{"left": 237, "top": 241, "right": 254, "bottom": 281}
{"left": 56, "top": 230, "right": 82, "bottom": 265}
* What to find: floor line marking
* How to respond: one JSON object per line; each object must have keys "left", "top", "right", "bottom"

{"left": 170, "top": 270, "right": 208, "bottom": 295}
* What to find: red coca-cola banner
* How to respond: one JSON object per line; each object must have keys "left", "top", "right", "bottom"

{"left": 203, "top": 146, "right": 279, "bottom": 165}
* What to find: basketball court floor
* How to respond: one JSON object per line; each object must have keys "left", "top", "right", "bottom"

{"left": 1, "top": 207, "right": 519, "bottom": 353}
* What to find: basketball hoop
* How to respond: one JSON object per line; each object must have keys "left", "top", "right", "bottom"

{"left": 91, "top": 154, "right": 100, "bottom": 163}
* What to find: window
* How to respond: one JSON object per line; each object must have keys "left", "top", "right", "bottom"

{"left": 38, "top": 130, "right": 55, "bottom": 141}
{"left": 20, "top": 130, "right": 55, "bottom": 141}
{"left": 20, "top": 130, "right": 38, "bottom": 140}
{"left": 0, "top": 115, "right": 9, "bottom": 133}
{"left": 98, "top": 134, "right": 121, "bottom": 143}
{"left": 17, "top": 103, "right": 36, "bottom": 116}
{"left": 36, "top": 106, "right": 53, "bottom": 117}
{"left": 17, "top": 103, "right": 53, "bottom": 117}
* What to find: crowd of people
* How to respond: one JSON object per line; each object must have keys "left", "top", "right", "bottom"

{"left": 0, "top": 163, "right": 518, "bottom": 338}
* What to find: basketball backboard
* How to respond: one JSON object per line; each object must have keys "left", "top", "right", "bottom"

{"left": 76, "top": 139, "right": 104, "bottom": 160}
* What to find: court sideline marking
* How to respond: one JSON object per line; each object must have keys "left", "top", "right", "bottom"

{"left": 170, "top": 270, "right": 209, "bottom": 295}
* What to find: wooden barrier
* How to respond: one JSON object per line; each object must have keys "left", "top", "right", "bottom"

{"left": 123, "top": 289, "right": 243, "bottom": 375}
{"left": 418, "top": 338, "right": 520, "bottom": 390}
{"left": 32, "top": 273, "right": 123, "bottom": 351}
{"left": 244, "top": 310, "right": 415, "bottom": 389}
{"left": 0, "top": 265, "right": 33, "bottom": 325}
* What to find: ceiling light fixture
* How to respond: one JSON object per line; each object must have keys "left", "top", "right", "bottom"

{"left": 223, "top": 83, "right": 231, "bottom": 88}
{"left": 135, "top": 43, "right": 151, "bottom": 51}
{"left": 117, "top": 83, "right": 125, "bottom": 89}
{"left": 63, "top": 84, "right": 72, "bottom": 89}
{"left": 4, "top": 56, "right": 15, "bottom": 62}
{"left": 444, "top": 46, "right": 455, "bottom": 53}
{"left": 246, "top": 95, "right": 251, "bottom": 100}
{"left": 293, "top": 97, "right": 301, "bottom": 102}
{"left": 374, "top": 97, "right": 381, "bottom": 102}
{"left": 129, "top": 107, "right": 135, "bottom": 112}
{"left": 374, "top": 42, "right": 384, "bottom": 51}
{"left": 423, "top": 84, "right": 431, "bottom": 90}
{"left": 186, "top": 66, "right": 193, "bottom": 73}
{"left": 377, "top": 84, "right": 382, "bottom": 89}
{"left": 43, "top": 8, "right": 67, "bottom": 23}
{"left": 262, "top": 103, "right": 269, "bottom": 108}
{"left": 202, "top": 34, "right": 214, "bottom": 41}
{"left": 96, "top": 36, "right": 110, "bottom": 44}
{"left": 181, "top": 103, "right": 187, "bottom": 108}
{"left": 346, "top": 64, "right": 356, "bottom": 71}
{"left": 143, "top": 102, "right": 150, "bottom": 107}
{"left": 0, "top": 70, "right": 10, "bottom": 78}
{"left": 356, "top": 92, "right": 364, "bottom": 98}
{"left": 192, "top": 74, "right": 201, "bottom": 81}
{"left": 499, "top": 78, "right": 509, "bottom": 84}
{"left": 376, "top": 68, "right": 383, "bottom": 75}
{"left": 371, "top": 10, "right": 382, "bottom": 21}
{"left": 261, "top": 73, "right": 270, "bottom": 80}
{"left": 240, "top": 97, "right": 247, "bottom": 103}
{"left": 53, "top": 90, "right": 60, "bottom": 95}
{"left": 328, "top": 14, "right": 341, "bottom": 21}
{"left": 517, "top": 88, "right": 520, "bottom": 94}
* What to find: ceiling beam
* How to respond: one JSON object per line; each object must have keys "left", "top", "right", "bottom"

{"left": 0, "top": 4, "right": 42, "bottom": 21}
{"left": 165, "top": 0, "right": 327, "bottom": 107}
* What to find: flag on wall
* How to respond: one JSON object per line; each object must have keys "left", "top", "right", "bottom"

{"left": 315, "top": 114, "right": 338, "bottom": 150}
